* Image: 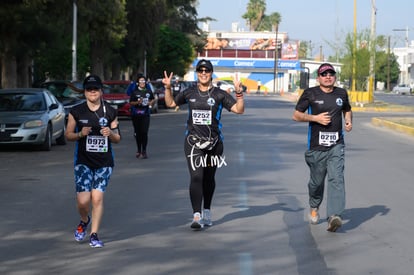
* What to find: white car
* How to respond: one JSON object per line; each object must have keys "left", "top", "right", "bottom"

{"left": 392, "top": 84, "right": 412, "bottom": 95}
{"left": 213, "top": 80, "right": 235, "bottom": 93}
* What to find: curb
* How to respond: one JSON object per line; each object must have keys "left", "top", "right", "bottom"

{"left": 352, "top": 106, "right": 414, "bottom": 112}
{"left": 371, "top": 117, "right": 414, "bottom": 137}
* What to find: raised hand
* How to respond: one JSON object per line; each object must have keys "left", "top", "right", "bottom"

{"left": 162, "top": 71, "right": 174, "bottom": 87}
{"left": 233, "top": 74, "right": 242, "bottom": 93}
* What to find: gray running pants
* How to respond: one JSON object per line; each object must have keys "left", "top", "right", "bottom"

{"left": 304, "top": 144, "right": 345, "bottom": 218}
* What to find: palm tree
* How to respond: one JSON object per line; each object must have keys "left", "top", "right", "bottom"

{"left": 268, "top": 12, "right": 281, "bottom": 33}
{"left": 242, "top": 0, "right": 266, "bottom": 31}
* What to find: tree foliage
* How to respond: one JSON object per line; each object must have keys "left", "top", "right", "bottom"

{"left": 336, "top": 30, "right": 400, "bottom": 91}
{"left": 242, "top": 0, "right": 266, "bottom": 31}
{"left": 0, "top": 0, "right": 202, "bottom": 88}
{"left": 150, "top": 24, "right": 195, "bottom": 79}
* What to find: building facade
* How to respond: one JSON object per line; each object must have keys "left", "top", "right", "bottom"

{"left": 185, "top": 31, "right": 342, "bottom": 93}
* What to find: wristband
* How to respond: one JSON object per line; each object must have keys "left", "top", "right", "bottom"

{"left": 78, "top": 132, "right": 83, "bottom": 138}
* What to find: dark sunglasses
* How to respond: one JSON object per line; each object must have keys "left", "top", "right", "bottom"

{"left": 197, "top": 69, "right": 212, "bottom": 73}
{"left": 319, "top": 71, "right": 336, "bottom": 77}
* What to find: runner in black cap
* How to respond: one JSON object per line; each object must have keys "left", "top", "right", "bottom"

{"left": 162, "top": 59, "right": 245, "bottom": 230}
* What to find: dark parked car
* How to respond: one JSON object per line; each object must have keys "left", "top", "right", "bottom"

{"left": 0, "top": 88, "right": 66, "bottom": 150}
{"left": 40, "top": 80, "right": 85, "bottom": 123}
{"left": 146, "top": 82, "right": 159, "bottom": 113}
{"left": 150, "top": 80, "right": 166, "bottom": 108}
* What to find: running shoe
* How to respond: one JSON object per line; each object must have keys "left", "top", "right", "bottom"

{"left": 190, "top": 212, "right": 203, "bottom": 230}
{"left": 327, "top": 215, "right": 342, "bottom": 232}
{"left": 309, "top": 208, "right": 319, "bottom": 225}
{"left": 136, "top": 152, "right": 141, "bottom": 158}
{"left": 89, "top": 233, "right": 104, "bottom": 248}
{"left": 202, "top": 209, "right": 213, "bottom": 227}
{"left": 141, "top": 152, "right": 148, "bottom": 159}
{"left": 74, "top": 216, "right": 90, "bottom": 242}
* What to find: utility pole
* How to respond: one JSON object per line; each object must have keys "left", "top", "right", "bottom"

{"left": 352, "top": 0, "right": 357, "bottom": 91}
{"left": 273, "top": 26, "right": 279, "bottom": 93}
{"left": 368, "top": 0, "right": 376, "bottom": 102}
{"left": 387, "top": 36, "right": 390, "bottom": 91}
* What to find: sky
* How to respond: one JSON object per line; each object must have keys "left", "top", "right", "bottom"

{"left": 196, "top": 0, "right": 414, "bottom": 57}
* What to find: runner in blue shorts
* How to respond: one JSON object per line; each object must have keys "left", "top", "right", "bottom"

{"left": 65, "top": 75, "right": 121, "bottom": 247}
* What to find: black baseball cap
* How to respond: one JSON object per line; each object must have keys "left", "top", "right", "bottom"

{"left": 196, "top": 59, "right": 213, "bottom": 72}
{"left": 83, "top": 74, "right": 103, "bottom": 89}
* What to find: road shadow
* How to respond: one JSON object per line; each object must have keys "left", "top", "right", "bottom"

{"left": 212, "top": 203, "right": 304, "bottom": 226}
{"left": 341, "top": 205, "right": 390, "bottom": 232}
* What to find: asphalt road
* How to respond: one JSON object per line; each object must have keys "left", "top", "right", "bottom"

{"left": 1, "top": 95, "right": 414, "bottom": 275}
{"left": 374, "top": 91, "right": 414, "bottom": 106}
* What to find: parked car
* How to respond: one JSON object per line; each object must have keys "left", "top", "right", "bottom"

{"left": 150, "top": 80, "right": 166, "bottom": 108}
{"left": 0, "top": 88, "right": 66, "bottom": 150}
{"left": 180, "top": 81, "right": 197, "bottom": 92}
{"left": 146, "top": 81, "right": 159, "bottom": 114}
{"left": 39, "top": 80, "right": 85, "bottom": 123}
{"left": 102, "top": 80, "right": 133, "bottom": 117}
{"left": 217, "top": 79, "right": 246, "bottom": 93}
{"left": 392, "top": 84, "right": 412, "bottom": 95}
{"left": 213, "top": 80, "right": 235, "bottom": 93}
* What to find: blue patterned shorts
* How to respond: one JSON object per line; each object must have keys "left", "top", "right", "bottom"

{"left": 74, "top": 164, "right": 112, "bottom": 192}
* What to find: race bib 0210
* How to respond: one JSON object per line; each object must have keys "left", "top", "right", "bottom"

{"left": 318, "top": 131, "right": 339, "bottom": 147}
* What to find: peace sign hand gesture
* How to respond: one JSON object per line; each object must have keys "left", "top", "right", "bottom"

{"left": 162, "top": 71, "right": 176, "bottom": 108}
{"left": 162, "top": 71, "right": 174, "bottom": 88}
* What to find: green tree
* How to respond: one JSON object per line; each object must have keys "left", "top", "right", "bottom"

{"left": 122, "top": 0, "right": 200, "bottom": 79}
{"left": 0, "top": 0, "right": 127, "bottom": 86}
{"left": 242, "top": 0, "right": 266, "bottom": 31}
{"left": 268, "top": 12, "right": 281, "bottom": 32}
{"left": 150, "top": 24, "right": 194, "bottom": 79}
{"left": 337, "top": 30, "right": 400, "bottom": 91}
{"left": 298, "top": 41, "right": 308, "bottom": 59}
{"left": 78, "top": 0, "right": 127, "bottom": 78}
{"left": 0, "top": 0, "right": 55, "bottom": 88}
{"left": 257, "top": 11, "right": 281, "bottom": 32}
{"left": 33, "top": 1, "right": 87, "bottom": 83}
{"left": 375, "top": 51, "right": 399, "bottom": 90}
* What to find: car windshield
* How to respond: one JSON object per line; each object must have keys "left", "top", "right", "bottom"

{"left": 0, "top": 93, "right": 46, "bottom": 112}
{"left": 42, "top": 82, "right": 84, "bottom": 100}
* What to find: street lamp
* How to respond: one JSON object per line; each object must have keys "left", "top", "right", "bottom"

{"left": 393, "top": 27, "right": 410, "bottom": 84}
{"left": 392, "top": 27, "right": 409, "bottom": 47}
{"left": 72, "top": 0, "right": 77, "bottom": 81}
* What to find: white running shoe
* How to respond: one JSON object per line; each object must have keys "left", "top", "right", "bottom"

{"left": 190, "top": 212, "right": 203, "bottom": 230}
{"left": 202, "top": 209, "right": 213, "bottom": 226}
